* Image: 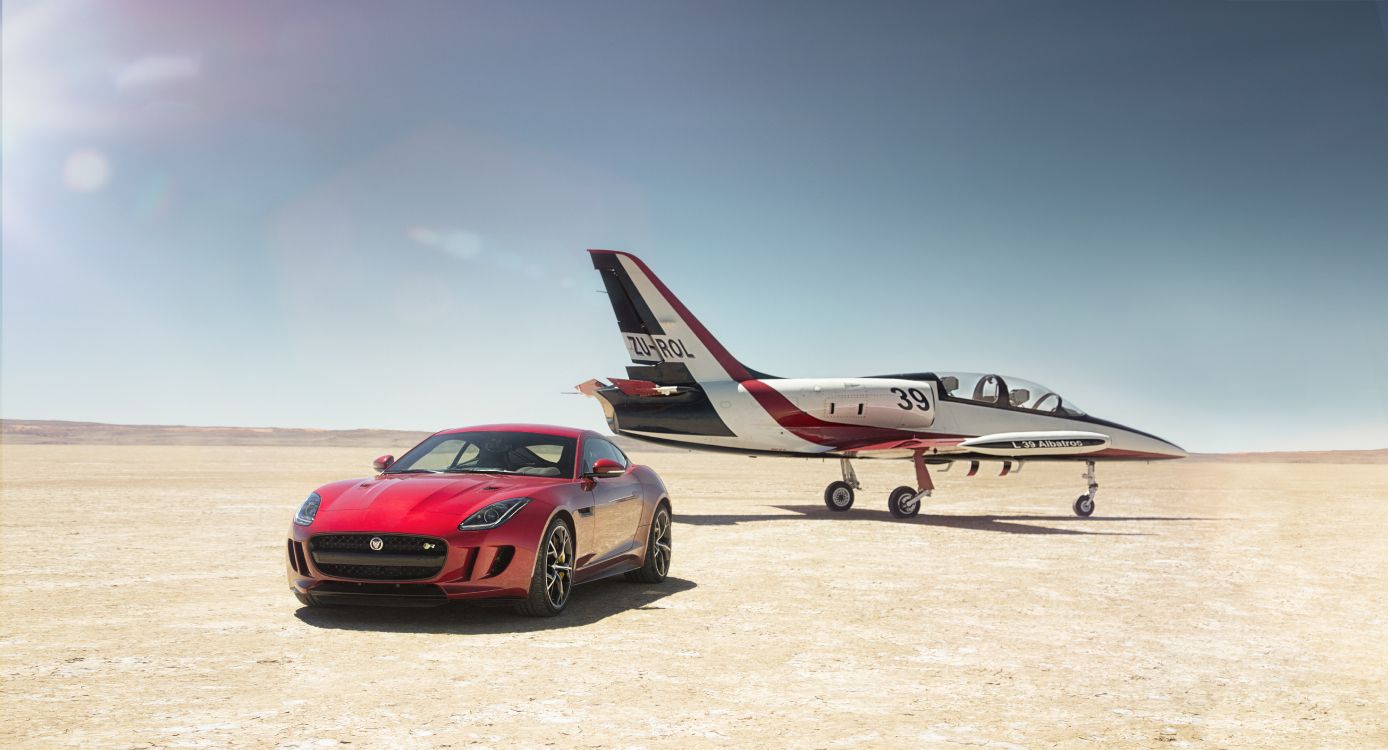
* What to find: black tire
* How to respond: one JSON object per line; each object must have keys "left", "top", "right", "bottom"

{"left": 888, "top": 486, "right": 922, "bottom": 518}
{"left": 1073, "top": 494, "right": 1095, "bottom": 517}
{"left": 824, "top": 481, "right": 855, "bottom": 512}
{"left": 293, "top": 590, "right": 320, "bottom": 607}
{"left": 625, "top": 505, "right": 672, "bottom": 583}
{"left": 515, "top": 517, "right": 575, "bottom": 617}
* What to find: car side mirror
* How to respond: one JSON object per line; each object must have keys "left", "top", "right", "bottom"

{"left": 587, "top": 458, "right": 625, "bottom": 478}
{"left": 372, "top": 454, "right": 394, "bottom": 472}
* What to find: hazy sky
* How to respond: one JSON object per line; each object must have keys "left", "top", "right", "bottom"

{"left": 3, "top": 0, "right": 1386, "bottom": 452}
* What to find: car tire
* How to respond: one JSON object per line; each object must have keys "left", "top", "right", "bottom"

{"left": 293, "top": 591, "right": 320, "bottom": 607}
{"left": 625, "top": 504, "right": 672, "bottom": 584}
{"left": 515, "top": 517, "right": 575, "bottom": 617}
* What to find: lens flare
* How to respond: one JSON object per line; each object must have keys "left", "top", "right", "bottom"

{"left": 63, "top": 149, "right": 111, "bottom": 192}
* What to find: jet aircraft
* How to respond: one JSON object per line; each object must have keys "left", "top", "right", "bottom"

{"left": 577, "top": 249, "right": 1186, "bottom": 519}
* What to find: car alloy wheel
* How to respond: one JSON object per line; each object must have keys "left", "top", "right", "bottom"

{"left": 650, "top": 510, "right": 672, "bottom": 578}
{"left": 544, "top": 522, "right": 574, "bottom": 609}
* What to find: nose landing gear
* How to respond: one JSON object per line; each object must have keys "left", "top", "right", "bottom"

{"left": 1072, "top": 460, "right": 1098, "bottom": 517}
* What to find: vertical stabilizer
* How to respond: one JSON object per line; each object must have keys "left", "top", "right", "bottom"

{"left": 589, "top": 249, "right": 770, "bottom": 384}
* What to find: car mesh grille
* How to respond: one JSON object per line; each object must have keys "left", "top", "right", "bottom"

{"left": 315, "top": 563, "right": 442, "bottom": 580}
{"left": 309, "top": 534, "right": 447, "bottom": 581}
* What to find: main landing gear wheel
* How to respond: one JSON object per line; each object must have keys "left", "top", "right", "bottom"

{"left": 888, "top": 486, "right": 922, "bottom": 519}
{"left": 1073, "top": 494, "right": 1095, "bottom": 517}
{"left": 824, "top": 481, "right": 855, "bottom": 512}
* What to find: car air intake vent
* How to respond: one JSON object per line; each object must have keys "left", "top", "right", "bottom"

{"left": 310, "top": 581, "right": 448, "bottom": 607}
{"left": 309, "top": 534, "right": 448, "bottom": 581}
{"left": 485, "top": 546, "right": 515, "bottom": 578}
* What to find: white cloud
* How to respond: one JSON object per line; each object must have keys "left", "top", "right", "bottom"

{"left": 114, "top": 54, "right": 201, "bottom": 92}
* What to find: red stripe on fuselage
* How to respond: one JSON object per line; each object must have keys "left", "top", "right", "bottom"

{"left": 1085, "top": 447, "right": 1183, "bottom": 460}
{"left": 741, "top": 379, "right": 938, "bottom": 448}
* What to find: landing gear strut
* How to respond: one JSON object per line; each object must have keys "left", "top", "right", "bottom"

{"left": 823, "top": 457, "right": 859, "bottom": 512}
{"left": 1073, "top": 460, "right": 1098, "bottom": 517}
{"left": 887, "top": 450, "right": 933, "bottom": 519}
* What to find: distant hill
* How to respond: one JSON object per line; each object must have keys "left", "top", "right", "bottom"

{"left": 0, "top": 419, "right": 689, "bottom": 453}
{"left": 1186, "top": 449, "right": 1388, "bottom": 464}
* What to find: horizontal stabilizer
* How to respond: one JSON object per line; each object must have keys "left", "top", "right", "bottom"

{"left": 574, "top": 377, "right": 689, "bottom": 399}
{"left": 608, "top": 378, "right": 683, "bottom": 397}
{"left": 575, "top": 379, "right": 608, "bottom": 397}
{"left": 959, "top": 431, "right": 1109, "bottom": 456}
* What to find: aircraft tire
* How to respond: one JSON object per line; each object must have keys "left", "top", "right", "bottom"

{"left": 824, "top": 481, "right": 855, "bottom": 512}
{"left": 1073, "top": 494, "right": 1095, "bottom": 517}
{"left": 888, "top": 486, "right": 922, "bottom": 518}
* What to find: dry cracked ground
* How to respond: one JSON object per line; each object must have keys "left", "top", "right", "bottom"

{"left": 2, "top": 444, "right": 1386, "bottom": 748}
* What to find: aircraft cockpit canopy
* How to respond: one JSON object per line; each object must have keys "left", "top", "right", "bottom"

{"left": 934, "top": 372, "right": 1086, "bottom": 417}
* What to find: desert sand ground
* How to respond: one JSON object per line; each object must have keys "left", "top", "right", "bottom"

{"left": 2, "top": 443, "right": 1386, "bottom": 749}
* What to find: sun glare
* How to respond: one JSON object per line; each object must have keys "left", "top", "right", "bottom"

{"left": 62, "top": 149, "right": 112, "bottom": 192}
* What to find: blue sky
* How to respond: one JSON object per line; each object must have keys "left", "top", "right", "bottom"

{"left": 3, "top": 0, "right": 1386, "bottom": 452}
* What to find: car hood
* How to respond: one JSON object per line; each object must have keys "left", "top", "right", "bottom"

{"left": 317, "top": 473, "right": 562, "bottom": 522}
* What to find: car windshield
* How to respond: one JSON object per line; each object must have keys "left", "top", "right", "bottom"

{"left": 386, "top": 431, "right": 577, "bottom": 478}
{"left": 935, "top": 372, "right": 1085, "bottom": 417}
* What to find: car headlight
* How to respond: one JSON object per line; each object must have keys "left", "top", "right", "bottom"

{"left": 458, "top": 497, "right": 530, "bottom": 531}
{"left": 294, "top": 492, "right": 322, "bottom": 526}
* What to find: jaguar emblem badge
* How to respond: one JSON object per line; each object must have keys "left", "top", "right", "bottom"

{"left": 369, "top": 536, "right": 384, "bottom": 551}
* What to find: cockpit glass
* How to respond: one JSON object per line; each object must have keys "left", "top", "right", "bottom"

{"left": 935, "top": 372, "right": 1085, "bottom": 416}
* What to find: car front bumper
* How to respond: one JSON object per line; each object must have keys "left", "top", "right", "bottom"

{"left": 286, "top": 520, "right": 541, "bottom": 605}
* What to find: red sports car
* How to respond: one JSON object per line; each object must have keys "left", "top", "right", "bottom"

{"left": 286, "top": 424, "right": 672, "bottom": 616}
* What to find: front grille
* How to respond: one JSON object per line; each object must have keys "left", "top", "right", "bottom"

{"left": 311, "top": 534, "right": 446, "bottom": 554}
{"left": 309, "top": 534, "right": 448, "bottom": 581}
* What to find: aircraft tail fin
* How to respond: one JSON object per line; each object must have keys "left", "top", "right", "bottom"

{"left": 588, "top": 249, "right": 771, "bottom": 384}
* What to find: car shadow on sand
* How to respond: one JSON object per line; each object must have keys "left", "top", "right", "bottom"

{"left": 679, "top": 505, "right": 1222, "bottom": 536}
{"left": 294, "top": 576, "right": 697, "bottom": 634}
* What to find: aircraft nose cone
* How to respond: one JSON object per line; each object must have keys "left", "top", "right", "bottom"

{"left": 1158, "top": 438, "right": 1188, "bottom": 460}
{"left": 1112, "top": 429, "right": 1187, "bottom": 459}
{"left": 1142, "top": 434, "right": 1187, "bottom": 459}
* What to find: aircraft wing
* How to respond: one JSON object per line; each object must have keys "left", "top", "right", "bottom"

{"left": 850, "top": 431, "right": 1110, "bottom": 457}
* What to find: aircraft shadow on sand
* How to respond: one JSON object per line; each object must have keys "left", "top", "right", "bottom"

{"left": 294, "top": 577, "right": 697, "bottom": 634}
{"left": 677, "top": 505, "right": 1223, "bottom": 536}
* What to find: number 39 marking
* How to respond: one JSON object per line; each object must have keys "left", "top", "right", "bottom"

{"left": 891, "top": 387, "right": 930, "bottom": 411}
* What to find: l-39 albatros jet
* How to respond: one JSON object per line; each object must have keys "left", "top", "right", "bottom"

{"left": 577, "top": 249, "right": 1186, "bottom": 519}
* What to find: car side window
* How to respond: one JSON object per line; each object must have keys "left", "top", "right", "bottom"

{"left": 600, "top": 440, "right": 629, "bottom": 468}
{"left": 581, "top": 438, "right": 629, "bottom": 473}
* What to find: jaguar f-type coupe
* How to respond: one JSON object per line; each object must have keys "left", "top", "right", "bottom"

{"left": 286, "top": 424, "right": 672, "bottom": 616}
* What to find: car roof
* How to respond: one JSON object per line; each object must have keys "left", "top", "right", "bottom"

{"left": 433, "top": 423, "right": 592, "bottom": 439}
